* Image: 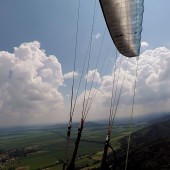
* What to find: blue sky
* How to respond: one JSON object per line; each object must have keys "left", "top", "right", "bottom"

{"left": 0, "top": 1, "right": 169, "bottom": 50}
{"left": 0, "top": 0, "right": 170, "bottom": 69}
{"left": 0, "top": 0, "right": 170, "bottom": 126}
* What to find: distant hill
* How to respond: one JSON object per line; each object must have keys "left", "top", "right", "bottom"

{"left": 98, "top": 112, "right": 170, "bottom": 125}
{"left": 51, "top": 121, "right": 106, "bottom": 130}
{"left": 115, "top": 118, "right": 170, "bottom": 170}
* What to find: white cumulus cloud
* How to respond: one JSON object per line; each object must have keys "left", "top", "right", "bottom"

{"left": 85, "top": 69, "right": 101, "bottom": 83}
{"left": 0, "top": 41, "right": 66, "bottom": 126}
{"left": 64, "top": 71, "right": 79, "bottom": 79}
{"left": 78, "top": 47, "right": 170, "bottom": 121}
{"left": 141, "top": 41, "right": 149, "bottom": 48}
{"left": 1, "top": 43, "right": 170, "bottom": 125}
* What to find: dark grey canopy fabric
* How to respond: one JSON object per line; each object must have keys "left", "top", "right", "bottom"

{"left": 100, "top": 0, "right": 144, "bottom": 57}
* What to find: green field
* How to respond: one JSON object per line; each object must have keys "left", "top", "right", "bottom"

{"left": 0, "top": 123, "right": 146, "bottom": 170}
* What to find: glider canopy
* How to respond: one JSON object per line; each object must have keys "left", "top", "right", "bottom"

{"left": 100, "top": 0, "right": 144, "bottom": 57}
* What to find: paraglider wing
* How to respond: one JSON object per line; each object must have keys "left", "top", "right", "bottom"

{"left": 100, "top": 0, "right": 144, "bottom": 57}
